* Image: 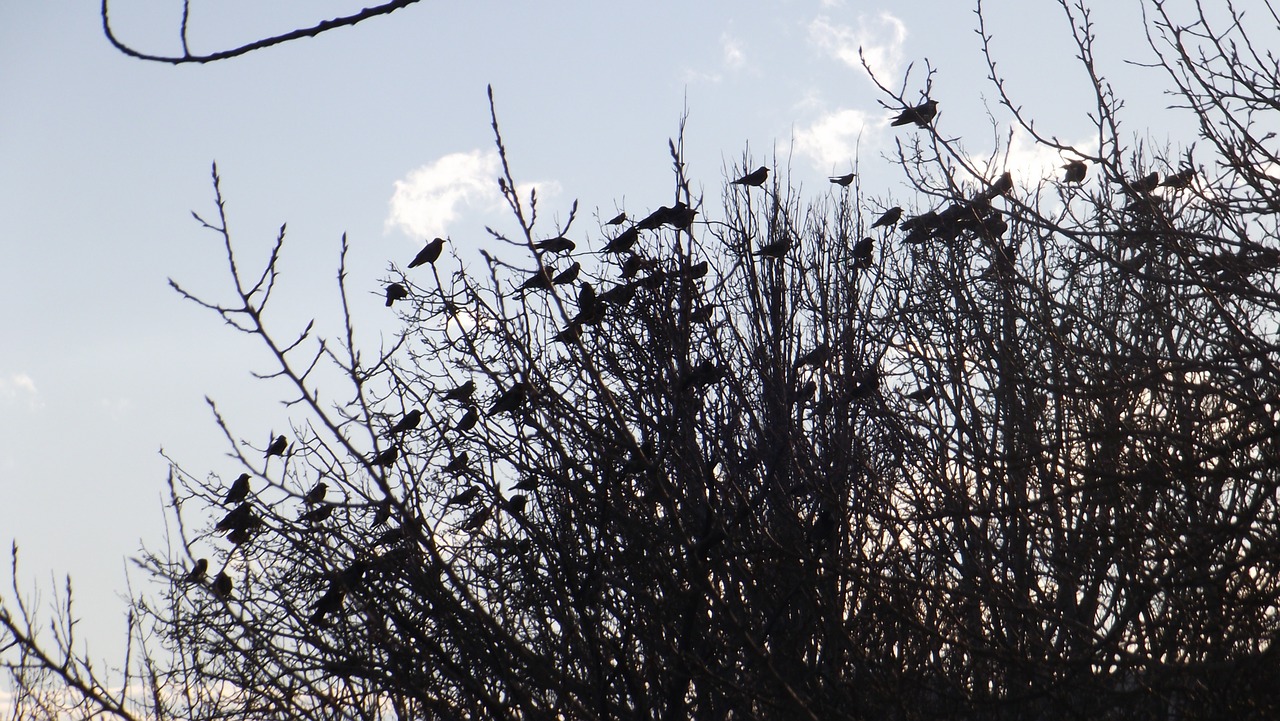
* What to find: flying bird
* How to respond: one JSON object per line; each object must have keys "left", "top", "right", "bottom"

{"left": 553, "top": 262, "right": 581, "bottom": 285}
{"left": 224, "top": 473, "right": 251, "bottom": 505}
{"left": 605, "top": 212, "right": 627, "bottom": 226}
{"left": 829, "top": 173, "right": 856, "bottom": 187}
{"left": 304, "top": 482, "right": 328, "bottom": 505}
{"left": 1062, "top": 160, "right": 1087, "bottom": 184}
{"left": 442, "top": 380, "right": 475, "bottom": 402}
{"left": 535, "top": 236, "right": 576, "bottom": 253}
{"left": 408, "top": 237, "right": 445, "bottom": 268}
{"left": 731, "top": 166, "right": 769, "bottom": 187}
{"left": 388, "top": 409, "right": 422, "bottom": 435}
{"left": 870, "top": 207, "right": 903, "bottom": 229}
{"left": 265, "top": 435, "right": 288, "bottom": 458}
{"left": 489, "top": 382, "right": 529, "bottom": 416}
{"left": 455, "top": 407, "right": 479, "bottom": 432}
{"left": 371, "top": 446, "right": 398, "bottom": 467}
{"left": 385, "top": 283, "right": 408, "bottom": 307}
{"left": 182, "top": 558, "right": 208, "bottom": 584}
{"left": 890, "top": 99, "right": 938, "bottom": 128}
{"left": 212, "top": 572, "right": 233, "bottom": 598}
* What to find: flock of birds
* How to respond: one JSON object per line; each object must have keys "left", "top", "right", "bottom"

{"left": 179, "top": 94, "right": 1198, "bottom": 626}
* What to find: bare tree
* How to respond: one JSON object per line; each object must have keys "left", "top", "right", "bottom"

{"left": 9, "top": 1, "right": 1280, "bottom": 719}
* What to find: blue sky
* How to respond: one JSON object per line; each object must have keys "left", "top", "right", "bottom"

{"left": 1, "top": 0, "right": 1181, "bottom": 665}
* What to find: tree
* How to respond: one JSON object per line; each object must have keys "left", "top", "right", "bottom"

{"left": 8, "top": 1, "right": 1280, "bottom": 719}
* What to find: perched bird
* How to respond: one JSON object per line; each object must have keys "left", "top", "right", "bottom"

{"left": 753, "top": 237, "right": 792, "bottom": 259}
{"left": 455, "top": 407, "right": 479, "bottom": 432}
{"left": 212, "top": 572, "right": 233, "bottom": 598}
{"left": 795, "top": 380, "right": 818, "bottom": 404}
{"left": 1062, "top": 160, "right": 1087, "bottom": 184}
{"left": 460, "top": 507, "right": 492, "bottom": 532}
{"left": 900, "top": 210, "right": 939, "bottom": 233}
{"left": 850, "top": 369, "right": 880, "bottom": 399}
{"left": 489, "top": 382, "right": 529, "bottom": 416}
{"left": 444, "top": 452, "right": 471, "bottom": 474}
{"left": 372, "top": 500, "right": 392, "bottom": 527}
{"left": 602, "top": 227, "right": 640, "bottom": 254}
{"left": 304, "top": 482, "right": 328, "bottom": 505}
{"left": 385, "top": 283, "right": 408, "bottom": 307}
{"left": 690, "top": 304, "right": 716, "bottom": 324}
{"left": 388, "top": 409, "right": 422, "bottom": 435}
{"left": 300, "top": 504, "right": 334, "bottom": 523}
{"left": 684, "top": 260, "right": 709, "bottom": 279}
{"left": 371, "top": 446, "right": 399, "bottom": 467}
{"left": 1118, "top": 172, "right": 1160, "bottom": 194}
{"left": 552, "top": 324, "right": 581, "bottom": 344}
{"left": 224, "top": 473, "right": 251, "bottom": 505}
{"left": 373, "top": 526, "right": 407, "bottom": 547}
{"left": 265, "top": 435, "right": 288, "bottom": 458}
{"left": 226, "top": 528, "right": 254, "bottom": 546}
{"left": 731, "top": 166, "right": 769, "bottom": 187}
{"left": 216, "top": 503, "right": 257, "bottom": 533}
{"left": 408, "top": 237, "right": 445, "bottom": 268}
{"left": 1162, "top": 168, "right": 1196, "bottom": 189}
{"left": 906, "top": 386, "right": 935, "bottom": 402}
{"left": 535, "top": 236, "right": 576, "bottom": 253}
{"left": 309, "top": 584, "right": 345, "bottom": 627}
{"left": 664, "top": 202, "right": 698, "bottom": 230}
{"left": 446, "top": 486, "right": 481, "bottom": 506}
{"left": 987, "top": 171, "right": 1014, "bottom": 198}
{"left": 520, "top": 267, "right": 555, "bottom": 291}
{"left": 442, "top": 380, "right": 476, "bottom": 402}
{"left": 600, "top": 282, "right": 637, "bottom": 306}
{"left": 681, "top": 362, "right": 725, "bottom": 391}
{"left": 182, "top": 558, "right": 208, "bottom": 584}
{"left": 852, "top": 237, "right": 874, "bottom": 269}
{"left": 514, "top": 476, "right": 539, "bottom": 491}
{"left": 605, "top": 212, "right": 627, "bottom": 226}
{"left": 553, "top": 262, "right": 581, "bottom": 285}
{"left": 794, "top": 344, "right": 831, "bottom": 370}
{"left": 621, "top": 254, "right": 646, "bottom": 279}
{"left": 870, "top": 206, "right": 903, "bottom": 229}
{"left": 636, "top": 207, "right": 673, "bottom": 230}
{"left": 829, "top": 172, "right": 856, "bottom": 187}
{"left": 890, "top": 99, "right": 938, "bottom": 128}
{"left": 505, "top": 494, "right": 529, "bottom": 515}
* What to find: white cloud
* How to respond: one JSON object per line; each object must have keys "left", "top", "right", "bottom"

{"left": 795, "top": 108, "right": 872, "bottom": 170}
{"left": 809, "top": 12, "right": 907, "bottom": 82}
{"left": 993, "top": 131, "right": 1100, "bottom": 187}
{"left": 722, "top": 33, "right": 745, "bottom": 70}
{"left": 0, "top": 372, "right": 42, "bottom": 410}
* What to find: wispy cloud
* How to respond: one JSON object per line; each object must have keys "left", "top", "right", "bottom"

{"left": 795, "top": 108, "right": 872, "bottom": 170}
{"left": 722, "top": 32, "right": 746, "bottom": 70}
{"left": 0, "top": 371, "right": 42, "bottom": 410}
{"left": 386, "top": 150, "right": 502, "bottom": 240}
{"left": 809, "top": 12, "right": 908, "bottom": 83}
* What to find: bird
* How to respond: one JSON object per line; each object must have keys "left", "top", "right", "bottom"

{"left": 372, "top": 500, "right": 392, "bottom": 527}
{"left": 505, "top": 494, "right": 528, "bottom": 515}
{"left": 852, "top": 237, "right": 874, "bottom": 269}
{"left": 987, "top": 171, "right": 1014, "bottom": 198}
{"left": 514, "top": 476, "right": 539, "bottom": 491}
{"left": 636, "top": 207, "right": 673, "bottom": 230}
{"left": 371, "top": 446, "right": 398, "bottom": 467}
{"left": 489, "top": 382, "right": 529, "bottom": 416}
{"left": 794, "top": 344, "right": 831, "bottom": 370}
{"left": 224, "top": 473, "right": 251, "bottom": 505}
{"left": 212, "top": 572, "right": 233, "bottom": 598}
{"left": 460, "top": 507, "right": 492, "bottom": 532}
{"left": 535, "top": 236, "right": 576, "bottom": 253}
{"left": 182, "top": 558, "right": 208, "bottom": 584}
{"left": 906, "top": 386, "right": 935, "bottom": 402}
{"left": 890, "top": 99, "right": 938, "bottom": 127}
{"left": 731, "top": 166, "right": 769, "bottom": 187}
{"left": 605, "top": 212, "right": 627, "bottom": 226}
{"left": 829, "top": 173, "right": 856, "bottom": 187}
{"left": 1062, "top": 160, "right": 1087, "bottom": 184}
{"left": 309, "top": 585, "right": 345, "bottom": 627}
{"left": 870, "top": 206, "right": 903, "bottom": 229}
{"left": 408, "top": 238, "right": 445, "bottom": 268}
{"left": 753, "top": 237, "right": 792, "bottom": 258}
{"left": 442, "top": 380, "right": 475, "bottom": 402}
{"left": 795, "top": 380, "right": 818, "bottom": 404}
{"left": 385, "top": 283, "right": 408, "bottom": 307}
{"left": 553, "top": 262, "right": 581, "bottom": 285}
{"left": 664, "top": 202, "right": 698, "bottom": 230}
{"left": 1118, "top": 172, "right": 1160, "bottom": 194}
{"left": 216, "top": 503, "right": 257, "bottom": 533}
{"left": 265, "top": 435, "right": 288, "bottom": 458}
{"left": 553, "top": 324, "right": 581, "bottom": 344}
{"left": 444, "top": 453, "right": 470, "bottom": 474}
{"left": 600, "top": 282, "right": 637, "bottom": 306}
{"left": 1162, "top": 168, "right": 1196, "bottom": 189}
{"left": 520, "top": 268, "right": 555, "bottom": 291}
{"left": 455, "top": 407, "right": 479, "bottom": 432}
{"left": 300, "top": 504, "right": 334, "bottom": 523}
{"left": 621, "top": 254, "right": 645, "bottom": 279}
{"left": 304, "top": 482, "right": 328, "bottom": 504}
{"left": 684, "top": 260, "right": 709, "bottom": 279}
{"left": 388, "top": 409, "right": 422, "bottom": 435}
{"left": 446, "top": 486, "right": 480, "bottom": 506}
{"left": 601, "top": 227, "right": 639, "bottom": 254}
{"left": 681, "top": 362, "right": 725, "bottom": 391}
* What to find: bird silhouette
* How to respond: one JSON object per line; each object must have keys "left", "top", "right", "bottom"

{"left": 371, "top": 446, "right": 398, "bottom": 467}
{"left": 460, "top": 507, "right": 492, "bottom": 532}
{"left": 535, "top": 236, "right": 576, "bottom": 253}
{"left": 681, "top": 362, "right": 725, "bottom": 391}
{"left": 408, "top": 238, "right": 445, "bottom": 268}
{"left": 212, "top": 572, "right": 232, "bottom": 598}
{"left": 505, "top": 494, "right": 528, "bottom": 515}
{"left": 636, "top": 207, "right": 672, "bottom": 230}
{"left": 600, "top": 282, "right": 637, "bottom": 306}
{"left": 444, "top": 452, "right": 470, "bottom": 474}
{"left": 753, "top": 237, "right": 792, "bottom": 258}
{"left": 489, "top": 382, "right": 528, "bottom": 416}
{"left": 442, "top": 380, "right": 476, "bottom": 402}
{"left": 906, "top": 386, "right": 935, "bottom": 402}
{"left": 266, "top": 435, "right": 288, "bottom": 458}
{"left": 852, "top": 237, "right": 874, "bottom": 269}
{"left": 870, "top": 207, "right": 903, "bottom": 229}
{"left": 553, "top": 262, "right": 581, "bottom": 285}
{"left": 182, "top": 558, "right": 208, "bottom": 584}
{"left": 372, "top": 500, "right": 392, "bottom": 527}
{"left": 309, "top": 585, "right": 345, "bottom": 627}
{"left": 684, "top": 260, "right": 709, "bottom": 279}
{"left": 986, "top": 171, "right": 1014, "bottom": 199}
{"left": 385, "top": 283, "right": 408, "bottom": 307}
{"left": 224, "top": 473, "right": 251, "bottom": 505}
{"left": 552, "top": 324, "right": 581, "bottom": 344}
{"left": 1162, "top": 168, "right": 1195, "bottom": 189}
{"left": 664, "top": 202, "right": 698, "bottom": 230}
{"left": 731, "top": 166, "right": 769, "bottom": 187}
{"left": 520, "top": 268, "right": 555, "bottom": 291}
{"left": 794, "top": 344, "right": 831, "bottom": 370}
{"left": 796, "top": 380, "right": 818, "bottom": 404}
{"left": 388, "top": 409, "right": 422, "bottom": 435}
{"left": 300, "top": 504, "right": 334, "bottom": 523}
{"left": 621, "top": 254, "right": 645, "bottom": 279}
{"left": 455, "top": 407, "right": 479, "bottom": 432}
{"left": 1118, "top": 172, "right": 1160, "bottom": 195}
{"left": 890, "top": 99, "right": 937, "bottom": 127}
{"left": 829, "top": 173, "right": 856, "bottom": 187}
{"left": 602, "top": 227, "right": 640, "bottom": 253}
{"left": 304, "top": 482, "right": 328, "bottom": 504}
{"left": 446, "top": 486, "right": 480, "bottom": 506}
{"left": 514, "top": 476, "right": 539, "bottom": 491}
{"left": 605, "top": 212, "right": 627, "bottom": 226}
{"left": 1062, "top": 160, "right": 1087, "bottom": 184}
{"left": 216, "top": 504, "right": 254, "bottom": 533}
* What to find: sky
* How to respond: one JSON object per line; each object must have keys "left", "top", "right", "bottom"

{"left": 0, "top": 0, "right": 1193, "bottom": 671}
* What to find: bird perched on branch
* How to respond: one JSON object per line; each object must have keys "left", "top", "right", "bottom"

{"left": 870, "top": 206, "right": 903, "bottom": 229}
{"left": 385, "top": 283, "right": 408, "bottom": 306}
{"left": 265, "top": 435, "right": 288, "bottom": 458}
{"left": 224, "top": 473, "right": 251, "bottom": 505}
{"left": 442, "top": 380, "right": 475, "bottom": 402}
{"left": 388, "top": 409, "right": 422, "bottom": 435}
{"left": 455, "top": 407, "right": 479, "bottom": 432}
{"left": 300, "top": 504, "right": 334, "bottom": 523}
{"left": 753, "top": 237, "right": 792, "bottom": 259}
{"left": 1162, "top": 168, "right": 1196, "bottom": 189}
{"left": 602, "top": 227, "right": 640, "bottom": 253}
{"left": 408, "top": 237, "right": 445, "bottom": 268}
{"left": 446, "top": 486, "right": 480, "bottom": 506}
{"left": 520, "top": 268, "right": 555, "bottom": 291}
{"left": 553, "top": 262, "right": 581, "bottom": 285}
{"left": 212, "top": 572, "right": 232, "bottom": 598}
{"left": 444, "top": 452, "right": 471, "bottom": 474}
{"left": 829, "top": 173, "right": 856, "bottom": 187}
{"left": 794, "top": 344, "right": 831, "bottom": 370}
{"left": 1062, "top": 160, "right": 1087, "bottom": 184}
{"left": 731, "top": 166, "right": 769, "bottom": 187}
{"left": 535, "top": 236, "right": 576, "bottom": 254}
{"left": 182, "top": 558, "right": 208, "bottom": 584}
{"left": 852, "top": 237, "right": 874, "bottom": 269}
{"left": 371, "top": 446, "right": 398, "bottom": 467}
{"left": 605, "top": 212, "right": 627, "bottom": 226}
{"left": 891, "top": 99, "right": 937, "bottom": 127}
{"left": 489, "top": 382, "right": 529, "bottom": 416}
{"left": 303, "top": 482, "right": 328, "bottom": 505}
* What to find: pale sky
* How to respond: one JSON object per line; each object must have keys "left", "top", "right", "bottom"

{"left": 1, "top": 0, "right": 1183, "bottom": 666}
